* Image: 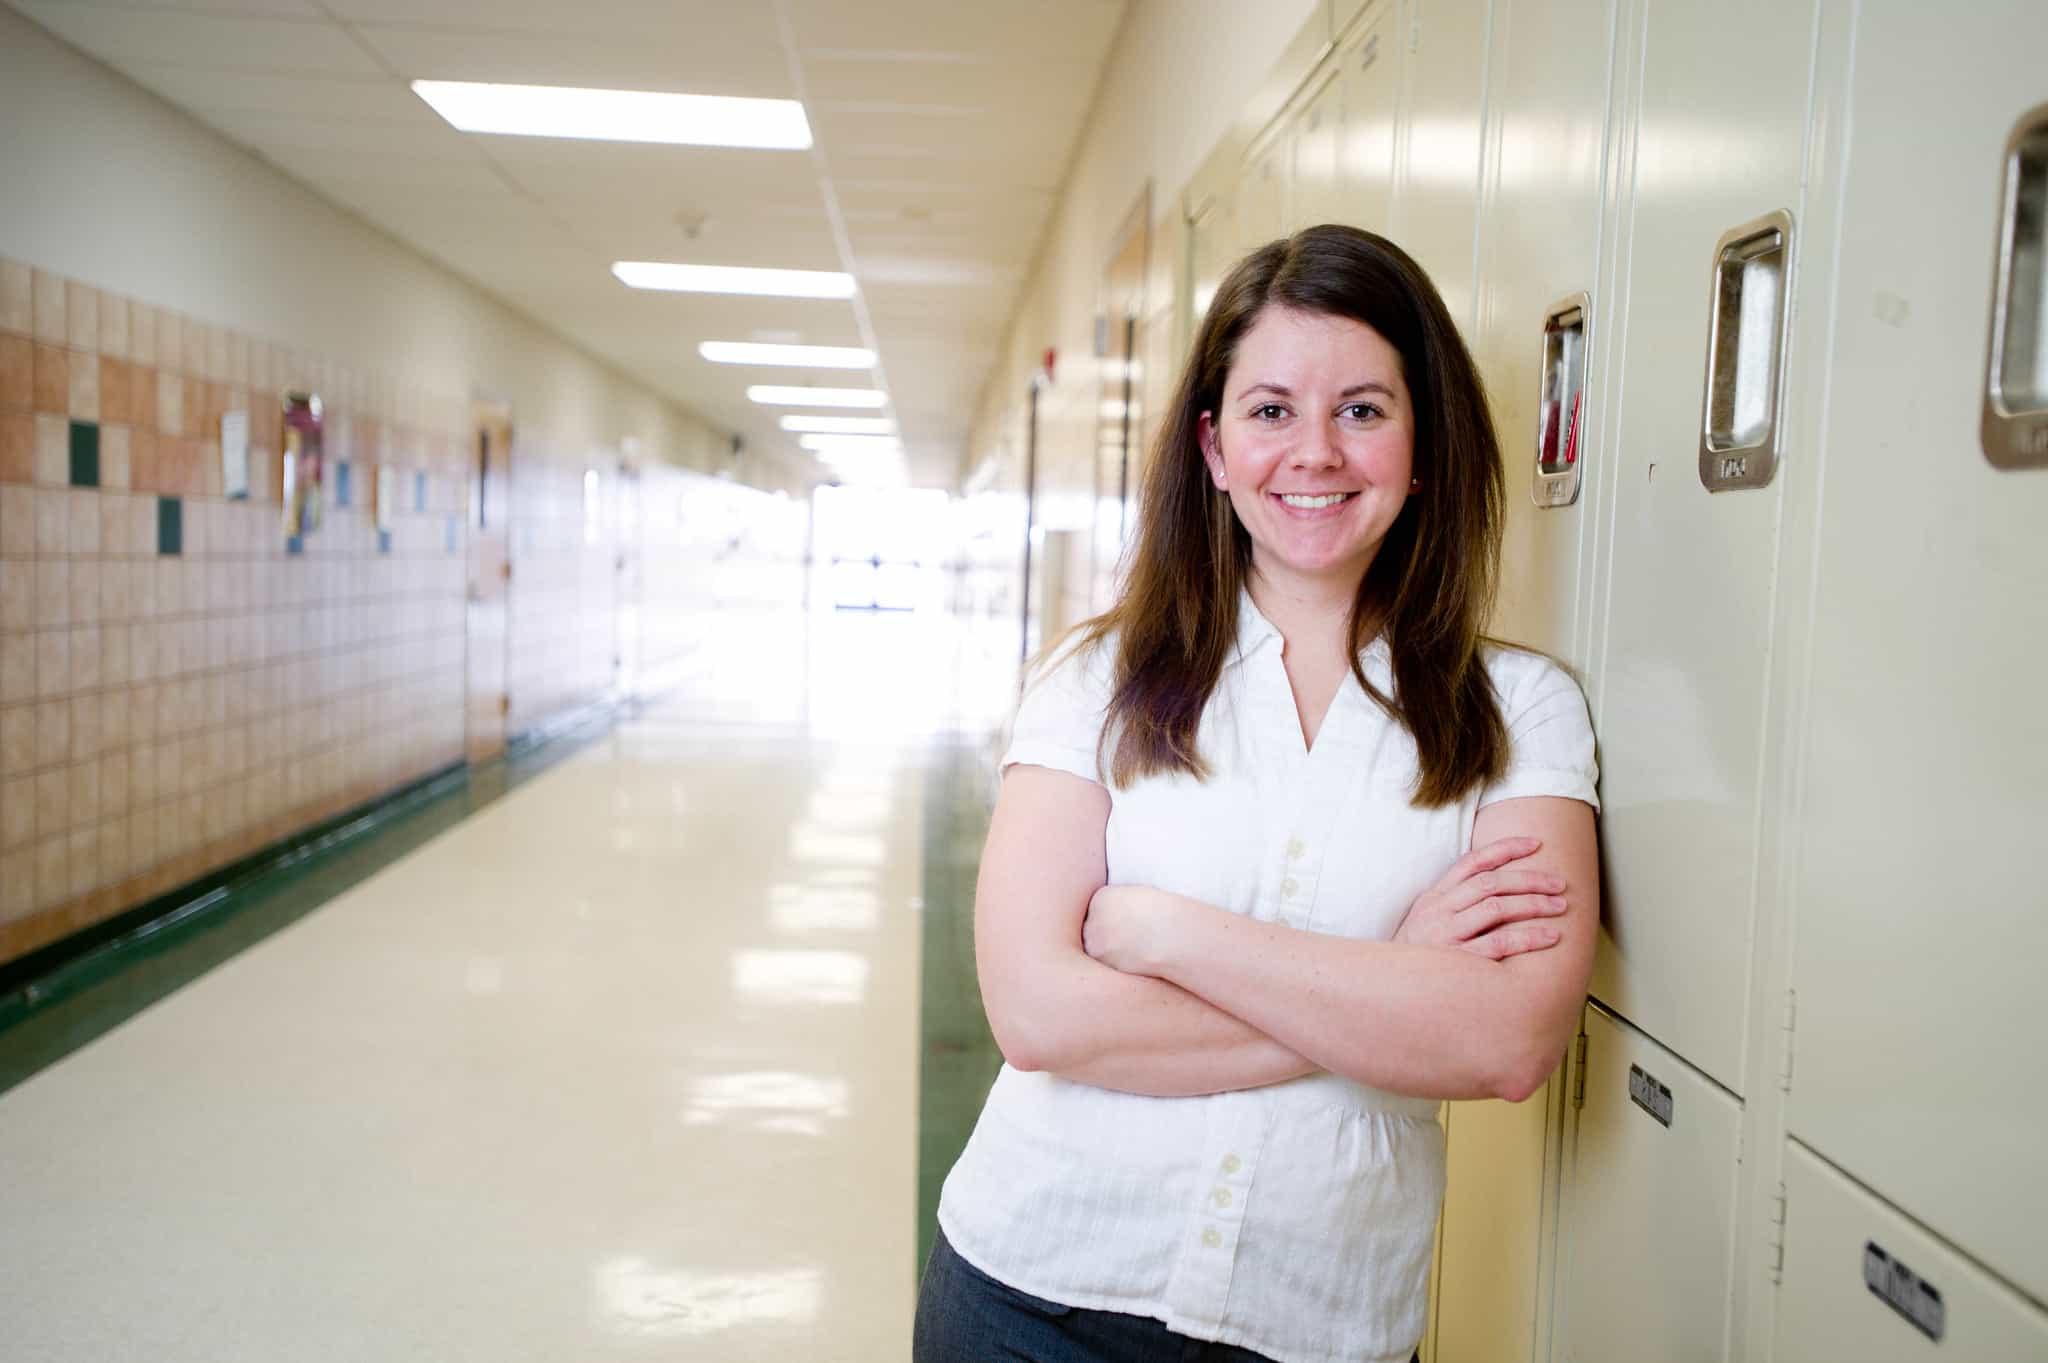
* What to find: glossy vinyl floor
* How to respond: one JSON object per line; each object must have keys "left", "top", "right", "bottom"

{"left": 0, "top": 607, "right": 1014, "bottom": 1362}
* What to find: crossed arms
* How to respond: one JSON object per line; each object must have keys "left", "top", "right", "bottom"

{"left": 972, "top": 764, "right": 1599, "bottom": 1103}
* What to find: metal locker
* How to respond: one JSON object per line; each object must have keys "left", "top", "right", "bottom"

{"left": 1432, "top": 1085, "right": 1559, "bottom": 1363}
{"left": 1773, "top": 1140, "right": 2048, "bottom": 1362}
{"left": 1384, "top": 0, "right": 1493, "bottom": 326}
{"left": 1335, "top": 4, "right": 1396, "bottom": 235}
{"left": 1288, "top": 69, "right": 1345, "bottom": 232}
{"left": 1780, "top": 0, "right": 2048, "bottom": 1307}
{"left": 1241, "top": 136, "right": 1290, "bottom": 252}
{"left": 1432, "top": 3, "right": 1624, "bottom": 1358}
{"left": 1584, "top": 0, "right": 1819, "bottom": 1094}
{"left": 1480, "top": 0, "right": 1620, "bottom": 668}
{"left": 1554, "top": 1005, "right": 1744, "bottom": 1363}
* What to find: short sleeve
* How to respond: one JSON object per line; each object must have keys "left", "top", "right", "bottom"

{"left": 1478, "top": 650, "right": 1600, "bottom": 811}
{"left": 1000, "top": 637, "right": 1112, "bottom": 786}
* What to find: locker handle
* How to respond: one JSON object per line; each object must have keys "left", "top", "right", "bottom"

{"left": 1533, "top": 293, "right": 1590, "bottom": 510}
{"left": 1982, "top": 103, "right": 2048, "bottom": 469}
{"left": 1698, "top": 210, "right": 1794, "bottom": 492}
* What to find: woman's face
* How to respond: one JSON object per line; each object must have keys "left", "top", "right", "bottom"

{"left": 1198, "top": 305, "right": 1416, "bottom": 597}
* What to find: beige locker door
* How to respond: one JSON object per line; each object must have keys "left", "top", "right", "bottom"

{"left": 1585, "top": 0, "right": 1819, "bottom": 1094}
{"left": 1288, "top": 70, "right": 1345, "bottom": 232}
{"left": 1241, "top": 136, "right": 1290, "bottom": 252}
{"left": 1479, "top": 0, "right": 1620, "bottom": 668}
{"left": 1555, "top": 1005, "right": 1744, "bottom": 1363}
{"left": 1775, "top": 1141, "right": 2048, "bottom": 1361}
{"left": 1184, "top": 142, "right": 1242, "bottom": 345}
{"left": 1385, "top": 0, "right": 1491, "bottom": 324}
{"left": 1335, "top": 7, "right": 1395, "bottom": 235}
{"left": 1433, "top": 4, "right": 1624, "bottom": 1360}
{"left": 1782, "top": 0, "right": 2048, "bottom": 1307}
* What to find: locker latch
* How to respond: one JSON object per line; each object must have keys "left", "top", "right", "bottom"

{"left": 1570, "top": 1029, "right": 1589, "bottom": 1110}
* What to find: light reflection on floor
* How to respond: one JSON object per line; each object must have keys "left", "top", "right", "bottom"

{"left": 0, "top": 605, "right": 1005, "bottom": 1361}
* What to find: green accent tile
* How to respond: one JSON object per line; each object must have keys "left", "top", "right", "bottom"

{"left": 156, "top": 496, "right": 181, "bottom": 555}
{"left": 68, "top": 420, "right": 99, "bottom": 488}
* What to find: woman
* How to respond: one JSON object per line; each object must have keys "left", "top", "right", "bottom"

{"left": 916, "top": 225, "right": 1600, "bottom": 1363}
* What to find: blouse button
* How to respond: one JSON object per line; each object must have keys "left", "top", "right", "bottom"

{"left": 1281, "top": 877, "right": 1299, "bottom": 898}
{"left": 1212, "top": 1187, "right": 1233, "bottom": 1208}
{"left": 1202, "top": 1228, "right": 1223, "bottom": 1249}
{"left": 1286, "top": 837, "right": 1306, "bottom": 859}
{"left": 1221, "top": 1154, "right": 1242, "bottom": 1174}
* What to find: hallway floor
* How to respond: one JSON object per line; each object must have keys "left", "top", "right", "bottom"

{"left": 0, "top": 608, "right": 1012, "bottom": 1361}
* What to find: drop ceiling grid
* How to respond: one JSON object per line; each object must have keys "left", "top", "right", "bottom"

{"left": 5, "top": 0, "right": 1133, "bottom": 486}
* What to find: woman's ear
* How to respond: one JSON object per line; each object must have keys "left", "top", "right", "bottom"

{"left": 1197, "top": 412, "right": 1228, "bottom": 490}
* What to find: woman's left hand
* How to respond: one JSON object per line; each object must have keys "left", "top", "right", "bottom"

{"left": 1083, "top": 885, "right": 1178, "bottom": 976}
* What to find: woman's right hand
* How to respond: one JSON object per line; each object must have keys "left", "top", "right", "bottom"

{"left": 1393, "top": 836, "right": 1570, "bottom": 960}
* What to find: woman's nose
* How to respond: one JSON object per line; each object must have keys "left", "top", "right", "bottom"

{"left": 1289, "top": 421, "right": 1344, "bottom": 468}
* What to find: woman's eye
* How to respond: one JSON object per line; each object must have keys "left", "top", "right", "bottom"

{"left": 1251, "top": 403, "right": 1288, "bottom": 421}
{"left": 1341, "top": 402, "right": 1383, "bottom": 421}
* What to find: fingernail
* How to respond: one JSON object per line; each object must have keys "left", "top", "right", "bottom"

{"left": 1547, "top": 896, "right": 1568, "bottom": 910}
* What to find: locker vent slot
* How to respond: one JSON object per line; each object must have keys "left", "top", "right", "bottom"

{"left": 1864, "top": 1241, "right": 1947, "bottom": 1341}
{"left": 1699, "top": 211, "right": 1793, "bottom": 491}
{"left": 1983, "top": 105, "right": 2048, "bottom": 468}
{"left": 1533, "top": 293, "right": 1590, "bottom": 508}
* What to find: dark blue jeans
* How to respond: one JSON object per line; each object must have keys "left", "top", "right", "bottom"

{"left": 912, "top": 1227, "right": 1283, "bottom": 1363}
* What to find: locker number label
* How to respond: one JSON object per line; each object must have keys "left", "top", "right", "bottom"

{"left": 1864, "top": 1241, "right": 1945, "bottom": 1341}
{"left": 1627, "top": 1064, "right": 1674, "bottom": 1127}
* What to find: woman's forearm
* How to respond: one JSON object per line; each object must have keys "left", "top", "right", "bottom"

{"left": 1151, "top": 904, "right": 1537, "bottom": 1099}
{"left": 1017, "top": 951, "right": 1319, "bottom": 1097}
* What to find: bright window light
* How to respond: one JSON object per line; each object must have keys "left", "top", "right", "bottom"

{"left": 612, "top": 262, "right": 855, "bottom": 299}
{"left": 800, "top": 434, "right": 902, "bottom": 454}
{"left": 747, "top": 386, "right": 888, "bottom": 408}
{"left": 411, "top": 80, "right": 812, "bottom": 150}
{"left": 702, "top": 342, "right": 875, "bottom": 369}
{"left": 780, "top": 416, "right": 897, "bottom": 435}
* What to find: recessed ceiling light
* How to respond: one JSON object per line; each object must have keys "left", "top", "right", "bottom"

{"left": 800, "top": 434, "right": 902, "bottom": 454}
{"left": 612, "top": 262, "right": 855, "bottom": 299}
{"left": 747, "top": 386, "right": 889, "bottom": 408}
{"left": 411, "top": 80, "right": 812, "bottom": 150}
{"left": 702, "top": 342, "right": 875, "bottom": 369}
{"left": 780, "top": 416, "right": 897, "bottom": 435}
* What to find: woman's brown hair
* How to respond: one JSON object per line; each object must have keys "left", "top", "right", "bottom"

{"left": 1071, "top": 223, "right": 1508, "bottom": 806}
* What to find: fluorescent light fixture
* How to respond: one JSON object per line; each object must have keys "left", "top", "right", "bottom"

{"left": 701, "top": 342, "right": 875, "bottom": 369}
{"left": 780, "top": 416, "right": 897, "bottom": 435}
{"left": 747, "top": 386, "right": 888, "bottom": 408}
{"left": 411, "top": 80, "right": 811, "bottom": 150}
{"left": 612, "top": 262, "right": 855, "bottom": 299}
{"left": 801, "top": 434, "right": 902, "bottom": 454}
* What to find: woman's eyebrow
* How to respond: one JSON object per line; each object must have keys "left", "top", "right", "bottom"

{"left": 1232, "top": 381, "right": 1396, "bottom": 401}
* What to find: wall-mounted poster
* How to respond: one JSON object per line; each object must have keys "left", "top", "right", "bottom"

{"left": 375, "top": 462, "right": 399, "bottom": 554}
{"left": 282, "top": 392, "right": 324, "bottom": 540}
{"left": 220, "top": 410, "right": 250, "bottom": 501}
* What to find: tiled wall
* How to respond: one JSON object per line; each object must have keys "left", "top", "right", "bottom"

{"left": 1, "top": 256, "right": 472, "bottom": 964}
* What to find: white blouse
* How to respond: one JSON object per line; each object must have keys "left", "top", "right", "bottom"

{"left": 937, "top": 594, "right": 1599, "bottom": 1363}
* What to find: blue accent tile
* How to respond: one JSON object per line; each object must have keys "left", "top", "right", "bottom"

{"left": 286, "top": 535, "right": 303, "bottom": 556}
{"left": 377, "top": 528, "right": 393, "bottom": 555}
{"left": 414, "top": 472, "right": 428, "bottom": 512}
{"left": 335, "top": 461, "right": 352, "bottom": 508}
{"left": 69, "top": 421, "right": 100, "bottom": 488}
{"left": 444, "top": 515, "right": 458, "bottom": 554}
{"left": 156, "top": 497, "right": 182, "bottom": 556}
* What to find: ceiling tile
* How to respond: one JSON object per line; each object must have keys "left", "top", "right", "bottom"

{"left": 352, "top": 22, "right": 793, "bottom": 98}
{"left": 12, "top": 2, "right": 384, "bottom": 74}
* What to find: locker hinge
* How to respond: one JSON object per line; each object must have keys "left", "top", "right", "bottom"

{"left": 1765, "top": 1181, "right": 1788, "bottom": 1285}
{"left": 1777, "top": 988, "right": 1798, "bottom": 1094}
{"left": 1570, "top": 1029, "right": 1589, "bottom": 1110}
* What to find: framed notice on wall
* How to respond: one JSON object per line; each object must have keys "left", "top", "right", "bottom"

{"left": 282, "top": 392, "right": 324, "bottom": 540}
{"left": 221, "top": 410, "right": 250, "bottom": 501}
